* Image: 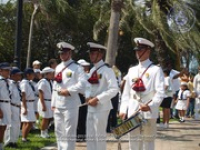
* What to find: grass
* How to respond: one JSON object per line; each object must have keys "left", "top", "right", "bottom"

{"left": 4, "top": 128, "right": 56, "bottom": 150}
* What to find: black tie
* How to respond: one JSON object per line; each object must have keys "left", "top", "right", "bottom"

{"left": 29, "top": 81, "right": 35, "bottom": 92}
{"left": 16, "top": 82, "right": 22, "bottom": 101}
{"left": 180, "top": 91, "right": 184, "bottom": 100}
{"left": 3, "top": 79, "right": 11, "bottom": 99}
{"left": 46, "top": 79, "right": 52, "bottom": 93}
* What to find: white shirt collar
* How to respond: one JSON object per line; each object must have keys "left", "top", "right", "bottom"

{"left": 94, "top": 60, "right": 105, "bottom": 69}
{"left": 62, "top": 59, "right": 73, "bottom": 66}
{"left": 138, "top": 59, "right": 152, "bottom": 68}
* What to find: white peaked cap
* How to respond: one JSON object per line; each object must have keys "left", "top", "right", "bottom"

{"left": 77, "top": 59, "right": 90, "bottom": 66}
{"left": 87, "top": 42, "right": 107, "bottom": 50}
{"left": 134, "top": 37, "right": 154, "bottom": 48}
{"left": 41, "top": 67, "right": 54, "bottom": 74}
{"left": 57, "top": 42, "right": 75, "bottom": 50}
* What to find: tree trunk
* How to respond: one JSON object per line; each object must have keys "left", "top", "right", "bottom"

{"left": 26, "top": 2, "right": 39, "bottom": 68}
{"left": 154, "top": 31, "right": 171, "bottom": 69}
{"left": 105, "top": 0, "right": 123, "bottom": 66}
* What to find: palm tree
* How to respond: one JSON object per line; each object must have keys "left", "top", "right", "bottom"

{"left": 26, "top": 0, "right": 39, "bottom": 67}
{"left": 106, "top": 0, "right": 123, "bottom": 66}
{"left": 26, "top": 0, "right": 69, "bottom": 67}
{"left": 93, "top": 0, "right": 200, "bottom": 70}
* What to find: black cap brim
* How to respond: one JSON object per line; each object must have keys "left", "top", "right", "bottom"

{"left": 133, "top": 45, "right": 151, "bottom": 51}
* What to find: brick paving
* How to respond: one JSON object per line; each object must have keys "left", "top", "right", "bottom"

{"left": 41, "top": 118, "right": 200, "bottom": 150}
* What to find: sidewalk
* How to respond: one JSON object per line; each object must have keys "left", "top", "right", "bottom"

{"left": 41, "top": 118, "right": 200, "bottom": 150}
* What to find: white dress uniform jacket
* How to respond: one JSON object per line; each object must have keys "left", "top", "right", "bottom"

{"left": 120, "top": 59, "right": 165, "bottom": 150}
{"left": 52, "top": 59, "right": 87, "bottom": 109}
{"left": 120, "top": 59, "right": 165, "bottom": 119}
{"left": 86, "top": 60, "right": 118, "bottom": 150}
{"left": 88, "top": 60, "right": 119, "bottom": 112}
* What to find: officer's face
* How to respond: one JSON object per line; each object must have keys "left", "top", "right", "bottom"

{"left": 60, "top": 50, "right": 71, "bottom": 61}
{"left": 136, "top": 49, "right": 150, "bottom": 62}
{"left": 89, "top": 50, "right": 103, "bottom": 63}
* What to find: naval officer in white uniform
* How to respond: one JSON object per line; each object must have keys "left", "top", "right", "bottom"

{"left": 51, "top": 42, "right": 87, "bottom": 150}
{"left": 119, "top": 38, "right": 165, "bottom": 150}
{"left": 86, "top": 42, "right": 118, "bottom": 150}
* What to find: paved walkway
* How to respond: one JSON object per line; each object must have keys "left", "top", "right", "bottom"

{"left": 41, "top": 118, "right": 200, "bottom": 150}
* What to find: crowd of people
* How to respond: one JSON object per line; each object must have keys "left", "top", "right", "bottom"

{"left": 0, "top": 38, "right": 200, "bottom": 150}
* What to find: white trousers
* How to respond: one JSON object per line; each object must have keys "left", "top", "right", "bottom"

{"left": 54, "top": 108, "right": 79, "bottom": 150}
{"left": 4, "top": 106, "right": 20, "bottom": 144}
{"left": 129, "top": 119, "right": 156, "bottom": 150}
{"left": 86, "top": 110, "right": 110, "bottom": 150}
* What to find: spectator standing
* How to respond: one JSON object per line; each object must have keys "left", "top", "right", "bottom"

{"left": 186, "top": 73, "right": 196, "bottom": 118}
{"left": 32, "top": 60, "right": 41, "bottom": 70}
{"left": 160, "top": 69, "right": 173, "bottom": 128}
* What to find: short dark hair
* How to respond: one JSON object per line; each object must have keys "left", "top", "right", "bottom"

{"left": 48, "top": 59, "right": 58, "bottom": 67}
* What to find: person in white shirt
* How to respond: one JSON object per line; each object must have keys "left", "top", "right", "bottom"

{"left": 119, "top": 38, "right": 165, "bottom": 150}
{"left": 4, "top": 68, "right": 22, "bottom": 148}
{"left": 86, "top": 42, "right": 118, "bottom": 150}
{"left": 20, "top": 68, "right": 36, "bottom": 142}
{"left": 0, "top": 62, "right": 11, "bottom": 150}
{"left": 38, "top": 67, "right": 54, "bottom": 138}
{"left": 32, "top": 60, "right": 41, "bottom": 70}
{"left": 159, "top": 69, "right": 173, "bottom": 128}
{"left": 51, "top": 42, "right": 87, "bottom": 150}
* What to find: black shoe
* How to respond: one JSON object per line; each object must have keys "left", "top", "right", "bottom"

{"left": 5, "top": 142, "right": 13, "bottom": 147}
{"left": 12, "top": 143, "right": 18, "bottom": 148}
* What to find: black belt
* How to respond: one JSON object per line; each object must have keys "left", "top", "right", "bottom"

{"left": 44, "top": 99, "right": 51, "bottom": 101}
{"left": 26, "top": 100, "right": 34, "bottom": 102}
{"left": 11, "top": 103, "right": 21, "bottom": 108}
{"left": 0, "top": 100, "right": 9, "bottom": 103}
